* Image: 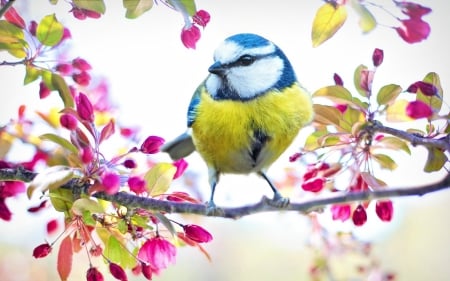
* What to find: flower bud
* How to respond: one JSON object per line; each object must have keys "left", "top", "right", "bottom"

{"left": 331, "top": 204, "right": 351, "bottom": 222}
{"left": 86, "top": 267, "right": 104, "bottom": 281}
{"left": 109, "top": 262, "right": 128, "bottom": 281}
{"left": 101, "top": 172, "right": 121, "bottom": 195}
{"left": 173, "top": 158, "right": 188, "bottom": 179}
{"left": 140, "top": 136, "right": 165, "bottom": 154}
{"left": 406, "top": 100, "right": 433, "bottom": 119}
{"left": 181, "top": 25, "right": 201, "bottom": 49}
{"left": 60, "top": 113, "right": 78, "bottom": 130}
{"left": 352, "top": 204, "right": 367, "bottom": 226}
{"left": 193, "top": 10, "right": 210, "bottom": 27}
{"left": 301, "top": 177, "right": 325, "bottom": 193}
{"left": 183, "top": 224, "right": 213, "bottom": 243}
{"left": 73, "top": 71, "right": 91, "bottom": 86}
{"left": 76, "top": 93, "right": 94, "bottom": 122}
{"left": 39, "top": 81, "right": 51, "bottom": 99}
{"left": 372, "top": 48, "right": 384, "bottom": 67}
{"left": 333, "top": 73, "right": 344, "bottom": 86}
{"left": 375, "top": 200, "right": 394, "bottom": 222}
{"left": 32, "top": 243, "right": 52, "bottom": 258}
{"left": 72, "top": 57, "right": 92, "bottom": 71}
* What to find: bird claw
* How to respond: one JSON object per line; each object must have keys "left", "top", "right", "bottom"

{"left": 205, "top": 202, "right": 225, "bottom": 216}
{"left": 268, "top": 194, "right": 290, "bottom": 208}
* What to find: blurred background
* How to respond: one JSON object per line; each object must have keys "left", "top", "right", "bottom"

{"left": 0, "top": 0, "right": 449, "bottom": 280}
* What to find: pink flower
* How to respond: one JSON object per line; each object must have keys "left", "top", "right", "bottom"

{"left": 101, "top": 172, "right": 121, "bottom": 195}
{"left": 55, "top": 63, "right": 73, "bottom": 75}
{"left": 193, "top": 10, "right": 210, "bottom": 28}
{"left": 72, "top": 57, "right": 92, "bottom": 71}
{"left": 60, "top": 113, "right": 78, "bottom": 130}
{"left": 28, "top": 20, "right": 37, "bottom": 36}
{"left": 396, "top": 2, "right": 432, "bottom": 19}
{"left": 395, "top": 18, "right": 430, "bottom": 44}
{"left": 372, "top": 48, "right": 384, "bottom": 67}
{"left": 173, "top": 159, "right": 188, "bottom": 179}
{"left": 301, "top": 177, "right": 325, "bottom": 193}
{"left": 46, "top": 219, "right": 59, "bottom": 234}
{"left": 140, "top": 136, "right": 165, "bottom": 154}
{"left": 375, "top": 200, "right": 394, "bottom": 222}
{"left": 39, "top": 81, "right": 51, "bottom": 99}
{"left": 86, "top": 267, "right": 104, "bottom": 281}
{"left": 123, "top": 159, "right": 137, "bottom": 169}
{"left": 128, "top": 176, "right": 147, "bottom": 194}
{"left": 76, "top": 93, "right": 94, "bottom": 122}
{"left": 80, "top": 146, "right": 94, "bottom": 164}
{"left": 331, "top": 204, "right": 351, "bottom": 222}
{"left": 352, "top": 204, "right": 367, "bottom": 226}
{"left": 4, "top": 7, "right": 26, "bottom": 29}
{"left": 406, "top": 81, "right": 437, "bottom": 96}
{"left": 406, "top": 100, "right": 433, "bottom": 119}
{"left": 138, "top": 237, "right": 176, "bottom": 270}
{"left": 335, "top": 103, "right": 348, "bottom": 113}
{"left": 333, "top": 73, "right": 344, "bottom": 86}
{"left": 109, "top": 262, "right": 128, "bottom": 281}
{"left": 183, "top": 224, "right": 213, "bottom": 243}
{"left": 181, "top": 25, "right": 201, "bottom": 49}
{"left": 73, "top": 71, "right": 91, "bottom": 86}
{"left": 32, "top": 243, "right": 52, "bottom": 258}
{"left": 71, "top": 7, "right": 102, "bottom": 20}
{"left": 0, "top": 199, "right": 12, "bottom": 221}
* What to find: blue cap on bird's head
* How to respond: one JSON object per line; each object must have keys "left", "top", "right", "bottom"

{"left": 206, "top": 33, "right": 297, "bottom": 100}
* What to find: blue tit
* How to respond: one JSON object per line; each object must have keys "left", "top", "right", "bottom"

{"left": 162, "top": 33, "right": 313, "bottom": 210}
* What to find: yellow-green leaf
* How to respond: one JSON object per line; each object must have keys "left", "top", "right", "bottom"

{"left": 424, "top": 147, "right": 447, "bottom": 172}
{"left": 73, "top": 0, "right": 106, "bottom": 14}
{"left": 417, "top": 72, "right": 443, "bottom": 113}
{"left": 154, "top": 212, "right": 177, "bottom": 237}
{"left": 350, "top": 0, "right": 377, "bottom": 33}
{"left": 375, "top": 136, "right": 411, "bottom": 155}
{"left": 52, "top": 73, "right": 75, "bottom": 108}
{"left": 360, "top": 172, "right": 387, "bottom": 189}
{"left": 123, "top": 0, "right": 153, "bottom": 19}
{"left": 313, "top": 85, "right": 353, "bottom": 103}
{"left": 49, "top": 188, "right": 74, "bottom": 213}
{"left": 304, "top": 130, "right": 328, "bottom": 151}
{"left": 0, "top": 21, "right": 28, "bottom": 58}
{"left": 71, "top": 198, "right": 104, "bottom": 216}
{"left": 40, "top": 133, "right": 78, "bottom": 154}
{"left": 386, "top": 99, "right": 414, "bottom": 122}
{"left": 372, "top": 153, "right": 398, "bottom": 170}
{"left": 37, "top": 14, "right": 64, "bottom": 46}
{"left": 313, "top": 104, "right": 343, "bottom": 129}
{"left": 377, "top": 84, "right": 402, "bottom": 106}
{"left": 27, "top": 165, "right": 74, "bottom": 198}
{"left": 340, "top": 106, "right": 365, "bottom": 132}
{"left": 144, "top": 163, "right": 176, "bottom": 196}
{"left": 311, "top": 3, "right": 347, "bottom": 47}
{"left": 24, "top": 64, "right": 41, "bottom": 85}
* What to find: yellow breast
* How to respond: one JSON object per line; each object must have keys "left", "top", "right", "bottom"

{"left": 191, "top": 83, "right": 313, "bottom": 174}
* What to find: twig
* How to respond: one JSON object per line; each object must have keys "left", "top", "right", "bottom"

{"left": 0, "top": 0, "right": 15, "bottom": 19}
{"left": 1, "top": 167, "right": 449, "bottom": 219}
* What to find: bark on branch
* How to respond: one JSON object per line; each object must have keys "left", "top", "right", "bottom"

{"left": 1, "top": 167, "right": 449, "bottom": 219}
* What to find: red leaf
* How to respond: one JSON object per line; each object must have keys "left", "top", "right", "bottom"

{"left": 99, "top": 118, "right": 115, "bottom": 143}
{"left": 57, "top": 235, "right": 73, "bottom": 281}
{"left": 4, "top": 7, "right": 26, "bottom": 29}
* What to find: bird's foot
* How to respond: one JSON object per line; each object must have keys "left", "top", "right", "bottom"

{"left": 268, "top": 193, "right": 290, "bottom": 208}
{"left": 205, "top": 201, "right": 225, "bottom": 216}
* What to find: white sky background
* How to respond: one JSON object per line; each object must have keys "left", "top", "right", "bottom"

{"left": 0, "top": 0, "right": 449, "bottom": 245}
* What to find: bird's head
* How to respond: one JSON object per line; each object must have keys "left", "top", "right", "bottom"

{"left": 205, "top": 33, "right": 297, "bottom": 100}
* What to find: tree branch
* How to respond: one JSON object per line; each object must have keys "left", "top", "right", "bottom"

{"left": 0, "top": 0, "right": 15, "bottom": 18}
{"left": 1, "top": 167, "right": 449, "bottom": 219}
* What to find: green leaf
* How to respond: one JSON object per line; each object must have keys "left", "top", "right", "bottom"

{"left": 313, "top": 85, "right": 353, "bottom": 104}
{"left": 52, "top": 73, "right": 75, "bottom": 108}
{"left": 73, "top": 0, "right": 106, "bottom": 14}
{"left": 71, "top": 198, "right": 104, "bottom": 216}
{"left": 353, "top": 64, "right": 369, "bottom": 97}
{"left": 144, "top": 163, "right": 176, "bottom": 196}
{"left": 386, "top": 99, "right": 414, "bottom": 122}
{"left": 24, "top": 64, "right": 41, "bottom": 85}
{"left": 40, "top": 133, "right": 79, "bottom": 154}
{"left": 340, "top": 106, "right": 365, "bottom": 132}
{"left": 424, "top": 147, "right": 447, "bottom": 172}
{"left": 360, "top": 172, "right": 386, "bottom": 189}
{"left": 49, "top": 0, "right": 59, "bottom": 4}
{"left": 154, "top": 212, "right": 177, "bottom": 237}
{"left": 312, "top": 104, "right": 343, "bottom": 129}
{"left": 169, "top": 0, "right": 197, "bottom": 16}
{"left": 311, "top": 3, "right": 347, "bottom": 47}
{"left": 27, "top": 165, "right": 74, "bottom": 198}
{"left": 417, "top": 72, "right": 443, "bottom": 113}
{"left": 123, "top": 0, "right": 153, "bottom": 19}
{"left": 49, "top": 188, "right": 74, "bottom": 213}
{"left": 0, "top": 20, "right": 28, "bottom": 58}
{"left": 372, "top": 153, "right": 398, "bottom": 170}
{"left": 350, "top": 0, "right": 377, "bottom": 33}
{"left": 376, "top": 84, "right": 402, "bottom": 106}
{"left": 304, "top": 130, "right": 328, "bottom": 151}
{"left": 37, "top": 14, "right": 64, "bottom": 46}
{"left": 376, "top": 136, "right": 411, "bottom": 155}
{"left": 104, "top": 234, "right": 136, "bottom": 269}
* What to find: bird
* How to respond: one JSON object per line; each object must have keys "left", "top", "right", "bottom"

{"left": 162, "top": 33, "right": 313, "bottom": 212}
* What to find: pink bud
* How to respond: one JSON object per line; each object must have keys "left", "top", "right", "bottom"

{"left": 76, "top": 93, "right": 94, "bottom": 122}
{"left": 416, "top": 81, "right": 437, "bottom": 96}
{"left": 71, "top": 7, "right": 87, "bottom": 20}
{"left": 181, "top": 25, "right": 201, "bottom": 49}
{"left": 46, "top": 219, "right": 59, "bottom": 234}
{"left": 141, "top": 263, "right": 153, "bottom": 280}
{"left": 128, "top": 176, "right": 146, "bottom": 194}
{"left": 86, "top": 267, "right": 104, "bottom": 281}
{"left": 193, "top": 10, "right": 210, "bottom": 27}
{"left": 39, "top": 81, "right": 51, "bottom": 99}
{"left": 72, "top": 57, "right": 92, "bottom": 71}
{"left": 29, "top": 20, "right": 38, "bottom": 36}
{"left": 101, "top": 172, "right": 121, "bottom": 195}
{"left": 109, "top": 263, "right": 128, "bottom": 281}
{"left": 331, "top": 204, "right": 351, "bottom": 222}
{"left": 301, "top": 177, "right": 325, "bottom": 193}
{"left": 352, "top": 204, "right": 367, "bottom": 226}
{"left": 80, "top": 146, "right": 94, "bottom": 164}
{"left": 32, "top": 243, "right": 52, "bottom": 258}
{"left": 289, "top": 152, "right": 302, "bottom": 162}
{"left": 72, "top": 71, "right": 91, "bottom": 86}
{"left": 0, "top": 199, "right": 12, "bottom": 221}
{"left": 335, "top": 103, "right": 348, "bottom": 113}
{"left": 333, "top": 73, "right": 344, "bottom": 86}
{"left": 406, "top": 100, "right": 433, "bottom": 119}
{"left": 372, "top": 48, "right": 384, "bottom": 67}
{"left": 375, "top": 200, "right": 394, "bottom": 222}
{"left": 56, "top": 63, "right": 73, "bottom": 75}
{"left": 140, "top": 135, "right": 165, "bottom": 154}
{"left": 396, "top": 2, "right": 432, "bottom": 19}
{"left": 183, "top": 224, "right": 213, "bottom": 243}
{"left": 396, "top": 18, "right": 430, "bottom": 44}
{"left": 85, "top": 9, "right": 102, "bottom": 19}
{"left": 123, "top": 159, "right": 137, "bottom": 169}
{"left": 4, "top": 7, "right": 26, "bottom": 29}
{"left": 173, "top": 158, "right": 188, "bottom": 179}
{"left": 60, "top": 113, "right": 78, "bottom": 130}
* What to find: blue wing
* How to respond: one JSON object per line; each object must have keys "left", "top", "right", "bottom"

{"left": 187, "top": 81, "right": 204, "bottom": 128}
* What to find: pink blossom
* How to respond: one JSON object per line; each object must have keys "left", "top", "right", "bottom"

{"left": 29, "top": 20, "right": 37, "bottom": 36}
{"left": 375, "top": 200, "right": 394, "bottom": 222}
{"left": 173, "top": 159, "right": 188, "bottom": 179}
{"left": 76, "top": 93, "right": 94, "bottom": 122}
{"left": 138, "top": 237, "right": 176, "bottom": 270}
{"left": 60, "top": 113, "right": 78, "bottom": 130}
{"left": 396, "top": 2, "right": 432, "bottom": 19}
{"left": 0, "top": 199, "right": 12, "bottom": 221}
{"left": 55, "top": 63, "right": 73, "bottom": 75}
{"left": 406, "top": 100, "right": 433, "bottom": 119}
{"left": 395, "top": 18, "right": 430, "bottom": 44}
{"left": 331, "top": 204, "right": 351, "bottom": 222}
{"left": 333, "top": 73, "right": 344, "bottom": 86}
{"left": 140, "top": 136, "right": 165, "bottom": 154}
{"left": 181, "top": 25, "right": 201, "bottom": 49}
{"left": 72, "top": 71, "right": 91, "bottom": 86}
{"left": 193, "top": 10, "right": 210, "bottom": 28}
{"left": 183, "top": 224, "right": 213, "bottom": 243}
{"left": 301, "top": 177, "right": 325, "bottom": 193}
{"left": 86, "top": 267, "right": 104, "bottom": 281}
{"left": 80, "top": 146, "right": 94, "bottom": 164}
{"left": 32, "top": 243, "right": 52, "bottom": 258}
{"left": 39, "top": 81, "right": 51, "bottom": 99}
{"left": 352, "top": 204, "right": 367, "bottom": 226}
{"left": 128, "top": 176, "right": 147, "bottom": 194}
{"left": 406, "top": 81, "right": 437, "bottom": 96}
{"left": 4, "top": 7, "right": 26, "bottom": 29}
{"left": 109, "top": 262, "right": 128, "bottom": 281}
{"left": 372, "top": 48, "right": 384, "bottom": 67}
{"left": 72, "top": 57, "right": 92, "bottom": 71}
{"left": 101, "top": 172, "right": 121, "bottom": 195}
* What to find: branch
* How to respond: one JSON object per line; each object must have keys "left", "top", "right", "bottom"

{"left": 0, "top": 0, "right": 15, "bottom": 18}
{"left": 370, "top": 121, "right": 450, "bottom": 151}
{"left": 1, "top": 167, "right": 449, "bottom": 219}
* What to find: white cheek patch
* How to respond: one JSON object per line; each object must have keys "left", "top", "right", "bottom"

{"left": 205, "top": 74, "right": 221, "bottom": 97}
{"left": 228, "top": 56, "right": 284, "bottom": 99}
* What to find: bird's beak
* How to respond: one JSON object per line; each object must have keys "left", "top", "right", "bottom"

{"left": 208, "top": 61, "right": 227, "bottom": 76}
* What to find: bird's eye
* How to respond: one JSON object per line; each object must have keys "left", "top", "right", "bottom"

{"left": 237, "top": 55, "right": 255, "bottom": 66}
